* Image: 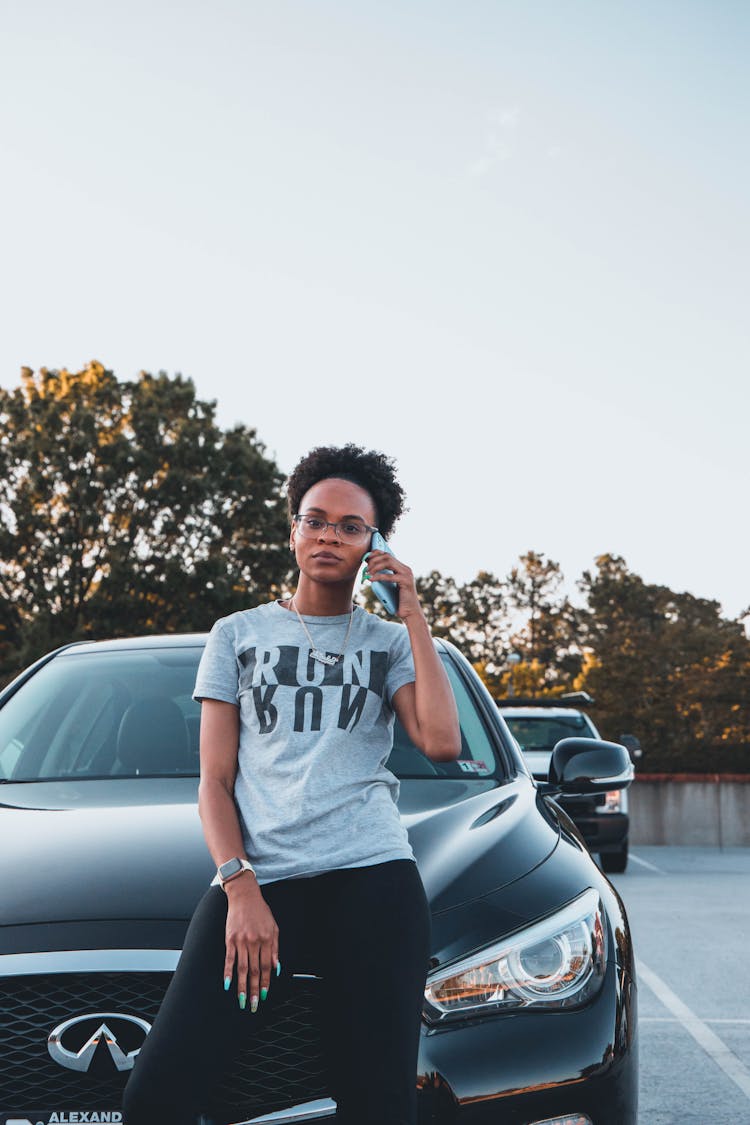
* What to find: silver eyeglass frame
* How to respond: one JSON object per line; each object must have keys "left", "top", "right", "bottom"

{"left": 292, "top": 513, "right": 377, "bottom": 544}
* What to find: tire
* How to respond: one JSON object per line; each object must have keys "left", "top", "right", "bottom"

{"left": 600, "top": 843, "right": 628, "bottom": 873}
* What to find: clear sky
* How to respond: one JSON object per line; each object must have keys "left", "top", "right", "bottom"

{"left": 1, "top": 1, "right": 747, "bottom": 618}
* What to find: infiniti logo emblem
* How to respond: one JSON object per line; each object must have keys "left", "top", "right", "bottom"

{"left": 48, "top": 1012, "right": 152, "bottom": 1072}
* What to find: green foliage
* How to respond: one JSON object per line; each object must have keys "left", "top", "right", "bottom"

{"left": 575, "top": 554, "right": 750, "bottom": 772}
{"left": 384, "top": 550, "right": 750, "bottom": 774}
{"left": 450, "top": 571, "right": 509, "bottom": 673}
{"left": 506, "top": 551, "right": 583, "bottom": 686}
{"left": 400, "top": 569, "right": 508, "bottom": 672}
{"left": 415, "top": 570, "right": 462, "bottom": 639}
{"left": 362, "top": 567, "right": 509, "bottom": 687}
{"left": 0, "top": 363, "right": 292, "bottom": 679}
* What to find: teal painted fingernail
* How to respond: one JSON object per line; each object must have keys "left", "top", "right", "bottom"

{"left": 261, "top": 987, "right": 268, "bottom": 1000}
{"left": 251, "top": 994, "right": 259, "bottom": 1013}
{"left": 276, "top": 960, "right": 281, "bottom": 976}
{"left": 362, "top": 569, "right": 370, "bottom": 581}
{"left": 224, "top": 976, "right": 231, "bottom": 991}
{"left": 239, "top": 992, "right": 246, "bottom": 1010}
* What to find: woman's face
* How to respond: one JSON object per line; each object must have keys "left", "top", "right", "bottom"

{"left": 290, "top": 477, "right": 377, "bottom": 584}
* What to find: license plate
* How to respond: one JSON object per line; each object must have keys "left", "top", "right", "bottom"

{"left": 1, "top": 1113, "right": 122, "bottom": 1125}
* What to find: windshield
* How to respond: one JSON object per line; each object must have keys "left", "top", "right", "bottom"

{"left": 0, "top": 647, "right": 502, "bottom": 782}
{"left": 503, "top": 712, "right": 596, "bottom": 753}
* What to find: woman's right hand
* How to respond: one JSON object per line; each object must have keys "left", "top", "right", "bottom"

{"left": 224, "top": 875, "right": 280, "bottom": 1012}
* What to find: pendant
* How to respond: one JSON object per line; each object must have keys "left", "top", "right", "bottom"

{"left": 310, "top": 648, "right": 341, "bottom": 666}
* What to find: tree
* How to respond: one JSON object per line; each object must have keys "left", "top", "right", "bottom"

{"left": 577, "top": 554, "right": 750, "bottom": 771}
{"left": 452, "top": 570, "right": 509, "bottom": 673}
{"left": 505, "top": 551, "right": 582, "bottom": 689}
{"left": 361, "top": 568, "right": 463, "bottom": 637}
{"left": 355, "top": 551, "right": 750, "bottom": 772}
{"left": 415, "top": 570, "right": 463, "bottom": 640}
{"left": 362, "top": 567, "right": 509, "bottom": 677}
{"left": 0, "top": 363, "right": 292, "bottom": 676}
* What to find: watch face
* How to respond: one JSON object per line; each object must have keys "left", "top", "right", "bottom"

{"left": 219, "top": 858, "right": 243, "bottom": 880}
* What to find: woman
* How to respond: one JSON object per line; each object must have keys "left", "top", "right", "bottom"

{"left": 122, "top": 444, "right": 461, "bottom": 1125}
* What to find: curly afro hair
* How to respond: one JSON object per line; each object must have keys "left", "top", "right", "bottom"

{"left": 286, "top": 444, "right": 406, "bottom": 538}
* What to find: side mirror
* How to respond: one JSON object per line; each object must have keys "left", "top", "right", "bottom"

{"left": 542, "top": 737, "right": 634, "bottom": 797}
{"left": 619, "top": 733, "right": 643, "bottom": 762}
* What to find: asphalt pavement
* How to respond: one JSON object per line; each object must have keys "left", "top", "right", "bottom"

{"left": 605, "top": 846, "right": 750, "bottom": 1124}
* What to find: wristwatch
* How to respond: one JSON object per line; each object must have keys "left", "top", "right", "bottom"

{"left": 212, "top": 857, "right": 256, "bottom": 888}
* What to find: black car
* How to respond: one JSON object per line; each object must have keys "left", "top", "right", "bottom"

{"left": 0, "top": 635, "right": 638, "bottom": 1125}
{"left": 498, "top": 698, "right": 632, "bottom": 874}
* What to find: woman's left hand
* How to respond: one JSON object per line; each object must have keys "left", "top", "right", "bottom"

{"left": 364, "top": 550, "right": 423, "bottom": 620}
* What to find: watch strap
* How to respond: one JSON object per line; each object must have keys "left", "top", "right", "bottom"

{"left": 212, "top": 858, "right": 256, "bottom": 887}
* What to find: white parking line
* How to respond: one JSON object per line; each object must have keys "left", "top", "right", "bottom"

{"left": 641, "top": 1017, "right": 750, "bottom": 1024}
{"left": 639, "top": 959, "right": 750, "bottom": 1100}
{"left": 629, "top": 852, "right": 666, "bottom": 874}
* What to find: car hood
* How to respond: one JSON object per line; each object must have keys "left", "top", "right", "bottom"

{"left": 0, "top": 775, "right": 558, "bottom": 927}
{"left": 399, "top": 777, "right": 558, "bottom": 911}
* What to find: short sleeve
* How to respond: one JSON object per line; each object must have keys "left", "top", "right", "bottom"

{"left": 385, "top": 625, "right": 416, "bottom": 707}
{"left": 193, "top": 619, "right": 240, "bottom": 705}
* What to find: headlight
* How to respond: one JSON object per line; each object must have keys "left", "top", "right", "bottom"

{"left": 602, "top": 789, "right": 622, "bottom": 812}
{"left": 423, "top": 887, "right": 607, "bottom": 1023}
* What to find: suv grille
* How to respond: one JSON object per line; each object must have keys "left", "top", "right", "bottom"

{"left": 0, "top": 972, "right": 328, "bottom": 1119}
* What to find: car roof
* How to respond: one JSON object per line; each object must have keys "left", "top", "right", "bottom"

{"left": 499, "top": 707, "right": 587, "bottom": 719}
{"left": 58, "top": 634, "right": 210, "bottom": 656}
{"left": 57, "top": 633, "right": 451, "bottom": 656}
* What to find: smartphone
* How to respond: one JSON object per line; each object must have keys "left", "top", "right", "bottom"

{"left": 367, "top": 530, "right": 399, "bottom": 615}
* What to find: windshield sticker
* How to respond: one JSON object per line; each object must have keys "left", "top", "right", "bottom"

{"left": 457, "top": 759, "right": 490, "bottom": 774}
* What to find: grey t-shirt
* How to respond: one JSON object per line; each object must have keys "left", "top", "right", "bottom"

{"left": 192, "top": 601, "right": 418, "bottom": 884}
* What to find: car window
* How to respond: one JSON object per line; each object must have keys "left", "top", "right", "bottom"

{"left": 503, "top": 713, "right": 596, "bottom": 752}
{"left": 0, "top": 650, "right": 203, "bottom": 781}
{"left": 388, "top": 658, "right": 501, "bottom": 779}
{"left": 0, "top": 647, "right": 503, "bottom": 782}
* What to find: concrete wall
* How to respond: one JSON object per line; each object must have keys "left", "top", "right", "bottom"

{"left": 629, "top": 775, "right": 750, "bottom": 846}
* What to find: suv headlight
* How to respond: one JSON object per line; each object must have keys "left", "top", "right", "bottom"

{"left": 602, "top": 789, "right": 622, "bottom": 812}
{"left": 424, "top": 888, "right": 607, "bottom": 1023}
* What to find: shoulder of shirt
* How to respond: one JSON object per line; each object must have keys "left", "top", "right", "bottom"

{"left": 209, "top": 602, "right": 277, "bottom": 635}
{"left": 356, "top": 607, "right": 409, "bottom": 639}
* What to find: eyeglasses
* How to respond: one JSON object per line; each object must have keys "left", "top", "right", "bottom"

{"left": 293, "top": 513, "right": 377, "bottom": 545}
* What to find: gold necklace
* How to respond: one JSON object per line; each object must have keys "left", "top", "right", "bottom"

{"left": 289, "top": 597, "right": 355, "bottom": 666}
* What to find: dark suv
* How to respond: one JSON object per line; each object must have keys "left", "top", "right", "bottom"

{"left": 498, "top": 696, "right": 631, "bottom": 873}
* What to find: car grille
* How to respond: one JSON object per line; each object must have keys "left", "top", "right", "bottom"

{"left": 0, "top": 971, "right": 328, "bottom": 1120}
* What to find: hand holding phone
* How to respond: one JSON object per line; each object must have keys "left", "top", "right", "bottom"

{"left": 364, "top": 531, "right": 399, "bottom": 615}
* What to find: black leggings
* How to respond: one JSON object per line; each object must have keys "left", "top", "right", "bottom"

{"left": 122, "top": 858, "right": 432, "bottom": 1125}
